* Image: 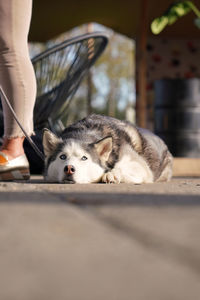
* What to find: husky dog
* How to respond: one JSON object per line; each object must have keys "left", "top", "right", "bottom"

{"left": 43, "top": 114, "right": 173, "bottom": 184}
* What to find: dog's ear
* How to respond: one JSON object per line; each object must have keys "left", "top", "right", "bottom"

{"left": 93, "top": 136, "right": 112, "bottom": 161}
{"left": 42, "top": 128, "right": 62, "bottom": 157}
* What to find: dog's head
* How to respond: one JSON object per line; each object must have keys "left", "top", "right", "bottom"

{"left": 43, "top": 129, "right": 112, "bottom": 183}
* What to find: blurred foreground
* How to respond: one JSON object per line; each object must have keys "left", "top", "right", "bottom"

{"left": 0, "top": 177, "right": 200, "bottom": 300}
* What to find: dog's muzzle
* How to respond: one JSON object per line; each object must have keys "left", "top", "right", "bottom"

{"left": 63, "top": 165, "right": 75, "bottom": 183}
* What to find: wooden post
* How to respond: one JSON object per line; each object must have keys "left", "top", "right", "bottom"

{"left": 137, "top": 0, "right": 149, "bottom": 128}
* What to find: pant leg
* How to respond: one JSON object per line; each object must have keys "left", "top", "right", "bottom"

{"left": 0, "top": 0, "right": 36, "bottom": 138}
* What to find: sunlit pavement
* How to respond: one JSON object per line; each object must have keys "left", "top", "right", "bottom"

{"left": 0, "top": 177, "right": 200, "bottom": 300}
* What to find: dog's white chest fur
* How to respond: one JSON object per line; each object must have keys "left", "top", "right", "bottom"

{"left": 102, "top": 144, "right": 154, "bottom": 184}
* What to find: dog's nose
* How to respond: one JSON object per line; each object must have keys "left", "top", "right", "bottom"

{"left": 64, "top": 165, "right": 76, "bottom": 175}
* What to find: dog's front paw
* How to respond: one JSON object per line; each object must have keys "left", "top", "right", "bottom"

{"left": 102, "top": 170, "right": 121, "bottom": 184}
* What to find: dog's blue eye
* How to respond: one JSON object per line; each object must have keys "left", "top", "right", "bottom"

{"left": 59, "top": 154, "right": 67, "bottom": 160}
{"left": 81, "top": 156, "right": 88, "bottom": 161}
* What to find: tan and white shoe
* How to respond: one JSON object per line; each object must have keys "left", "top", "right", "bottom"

{"left": 0, "top": 152, "right": 30, "bottom": 181}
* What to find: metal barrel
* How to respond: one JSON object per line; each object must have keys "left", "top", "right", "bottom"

{"left": 154, "top": 78, "right": 200, "bottom": 157}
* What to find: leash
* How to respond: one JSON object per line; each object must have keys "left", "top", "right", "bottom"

{"left": 0, "top": 86, "right": 45, "bottom": 161}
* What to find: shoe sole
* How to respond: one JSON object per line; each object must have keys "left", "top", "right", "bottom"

{"left": 0, "top": 168, "right": 30, "bottom": 181}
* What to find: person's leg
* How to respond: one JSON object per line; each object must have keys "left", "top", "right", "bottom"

{"left": 0, "top": 0, "right": 36, "bottom": 160}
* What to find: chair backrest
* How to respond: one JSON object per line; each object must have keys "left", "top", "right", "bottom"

{"left": 32, "top": 32, "right": 109, "bottom": 133}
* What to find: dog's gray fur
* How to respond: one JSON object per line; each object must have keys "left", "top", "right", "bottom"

{"left": 43, "top": 114, "right": 173, "bottom": 184}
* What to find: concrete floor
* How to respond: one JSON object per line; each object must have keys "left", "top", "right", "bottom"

{"left": 0, "top": 177, "right": 200, "bottom": 300}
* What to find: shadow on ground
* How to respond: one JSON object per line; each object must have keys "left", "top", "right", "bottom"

{"left": 0, "top": 191, "right": 200, "bottom": 206}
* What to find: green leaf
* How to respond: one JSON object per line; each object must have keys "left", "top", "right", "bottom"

{"left": 151, "top": 1, "right": 193, "bottom": 34}
{"left": 172, "top": 2, "right": 191, "bottom": 17}
{"left": 151, "top": 16, "right": 168, "bottom": 35}
{"left": 168, "top": 12, "right": 179, "bottom": 25}
{"left": 194, "top": 17, "right": 200, "bottom": 28}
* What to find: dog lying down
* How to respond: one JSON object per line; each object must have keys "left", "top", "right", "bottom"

{"left": 43, "top": 114, "right": 173, "bottom": 184}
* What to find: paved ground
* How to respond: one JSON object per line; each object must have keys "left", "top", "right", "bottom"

{"left": 0, "top": 177, "right": 200, "bottom": 300}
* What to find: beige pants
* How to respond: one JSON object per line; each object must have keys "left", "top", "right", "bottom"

{"left": 0, "top": 0, "right": 36, "bottom": 138}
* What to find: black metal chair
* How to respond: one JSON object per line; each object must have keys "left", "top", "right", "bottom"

{"left": 32, "top": 32, "right": 109, "bottom": 134}
{"left": 24, "top": 32, "right": 108, "bottom": 173}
